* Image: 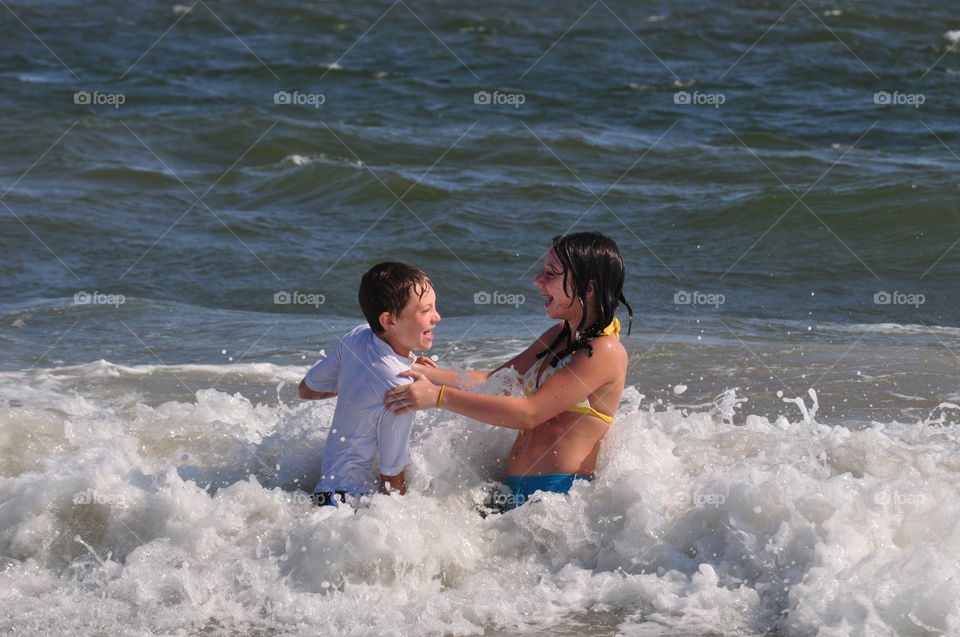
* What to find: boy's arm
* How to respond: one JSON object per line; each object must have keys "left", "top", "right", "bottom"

{"left": 300, "top": 342, "right": 342, "bottom": 400}
{"left": 377, "top": 392, "right": 415, "bottom": 495}
{"left": 298, "top": 379, "right": 336, "bottom": 400}
{"left": 379, "top": 471, "right": 406, "bottom": 495}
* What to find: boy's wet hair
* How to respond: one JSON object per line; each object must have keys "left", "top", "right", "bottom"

{"left": 537, "top": 231, "right": 633, "bottom": 364}
{"left": 359, "top": 262, "right": 433, "bottom": 334}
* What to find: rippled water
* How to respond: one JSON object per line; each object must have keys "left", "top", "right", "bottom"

{"left": 2, "top": 0, "right": 960, "bottom": 634}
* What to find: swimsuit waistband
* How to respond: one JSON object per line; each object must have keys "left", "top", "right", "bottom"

{"left": 504, "top": 473, "right": 592, "bottom": 509}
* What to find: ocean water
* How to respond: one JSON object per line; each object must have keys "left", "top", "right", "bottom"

{"left": 2, "top": 0, "right": 960, "bottom": 634}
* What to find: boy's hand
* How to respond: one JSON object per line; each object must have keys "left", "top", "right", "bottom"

{"left": 384, "top": 370, "right": 439, "bottom": 414}
{"left": 299, "top": 379, "right": 336, "bottom": 400}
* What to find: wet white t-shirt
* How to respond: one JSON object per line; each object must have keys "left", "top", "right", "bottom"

{"left": 304, "top": 324, "right": 414, "bottom": 496}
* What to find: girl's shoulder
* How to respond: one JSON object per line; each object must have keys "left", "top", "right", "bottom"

{"left": 577, "top": 331, "right": 627, "bottom": 364}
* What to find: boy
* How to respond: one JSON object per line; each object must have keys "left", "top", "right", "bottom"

{"left": 299, "top": 262, "right": 440, "bottom": 505}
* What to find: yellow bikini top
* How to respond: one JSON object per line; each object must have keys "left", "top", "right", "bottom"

{"left": 520, "top": 318, "right": 620, "bottom": 424}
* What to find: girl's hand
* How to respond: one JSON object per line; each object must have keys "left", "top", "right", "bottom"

{"left": 413, "top": 355, "right": 438, "bottom": 369}
{"left": 410, "top": 355, "right": 438, "bottom": 377}
{"left": 384, "top": 370, "right": 439, "bottom": 414}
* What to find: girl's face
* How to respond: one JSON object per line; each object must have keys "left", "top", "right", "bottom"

{"left": 534, "top": 250, "right": 580, "bottom": 322}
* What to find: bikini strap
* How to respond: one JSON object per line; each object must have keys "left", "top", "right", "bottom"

{"left": 599, "top": 317, "right": 620, "bottom": 338}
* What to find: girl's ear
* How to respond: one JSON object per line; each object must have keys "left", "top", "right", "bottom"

{"left": 585, "top": 280, "right": 596, "bottom": 298}
{"left": 379, "top": 311, "right": 396, "bottom": 333}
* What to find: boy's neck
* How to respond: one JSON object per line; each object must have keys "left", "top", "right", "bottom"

{"left": 376, "top": 332, "right": 412, "bottom": 358}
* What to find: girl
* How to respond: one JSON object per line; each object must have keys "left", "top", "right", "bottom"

{"left": 384, "top": 231, "right": 632, "bottom": 507}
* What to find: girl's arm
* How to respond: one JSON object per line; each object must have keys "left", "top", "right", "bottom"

{"left": 409, "top": 357, "right": 490, "bottom": 388}
{"left": 385, "top": 336, "right": 626, "bottom": 430}
{"left": 410, "top": 322, "right": 565, "bottom": 389}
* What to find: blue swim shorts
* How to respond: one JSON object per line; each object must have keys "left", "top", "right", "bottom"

{"left": 504, "top": 473, "right": 592, "bottom": 509}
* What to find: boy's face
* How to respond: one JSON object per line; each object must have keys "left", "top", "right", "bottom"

{"left": 380, "top": 284, "right": 440, "bottom": 356}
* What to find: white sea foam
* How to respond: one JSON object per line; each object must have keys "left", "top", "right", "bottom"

{"left": 833, "top": 321, "right": 960, "bottom": 337}
{"left": 0, "top": 359, "right": 305, "bottom": 384}
{"left": 945, "top": 30, "right": 960, "bottom": 44}
{"left": 16, "top": 72, "right": 68, "bottom": 84}
{"left": 285, "top": 154, "right": 312, "bottom": 166}
{"left": 1, "top": 365, "right": 960, "bottom": 635}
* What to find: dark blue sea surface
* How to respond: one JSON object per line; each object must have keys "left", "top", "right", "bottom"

{"left": 3, "top": 0, "right": 959, "bottom": 338}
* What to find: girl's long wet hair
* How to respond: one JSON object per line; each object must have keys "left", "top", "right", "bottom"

{"left": 536, "top": 232, "right": 633, "bottom": 367}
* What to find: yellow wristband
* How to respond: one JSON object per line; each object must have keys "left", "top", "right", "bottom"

{"left": 436, "top": 384, "right": 446, "bottom": 409}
